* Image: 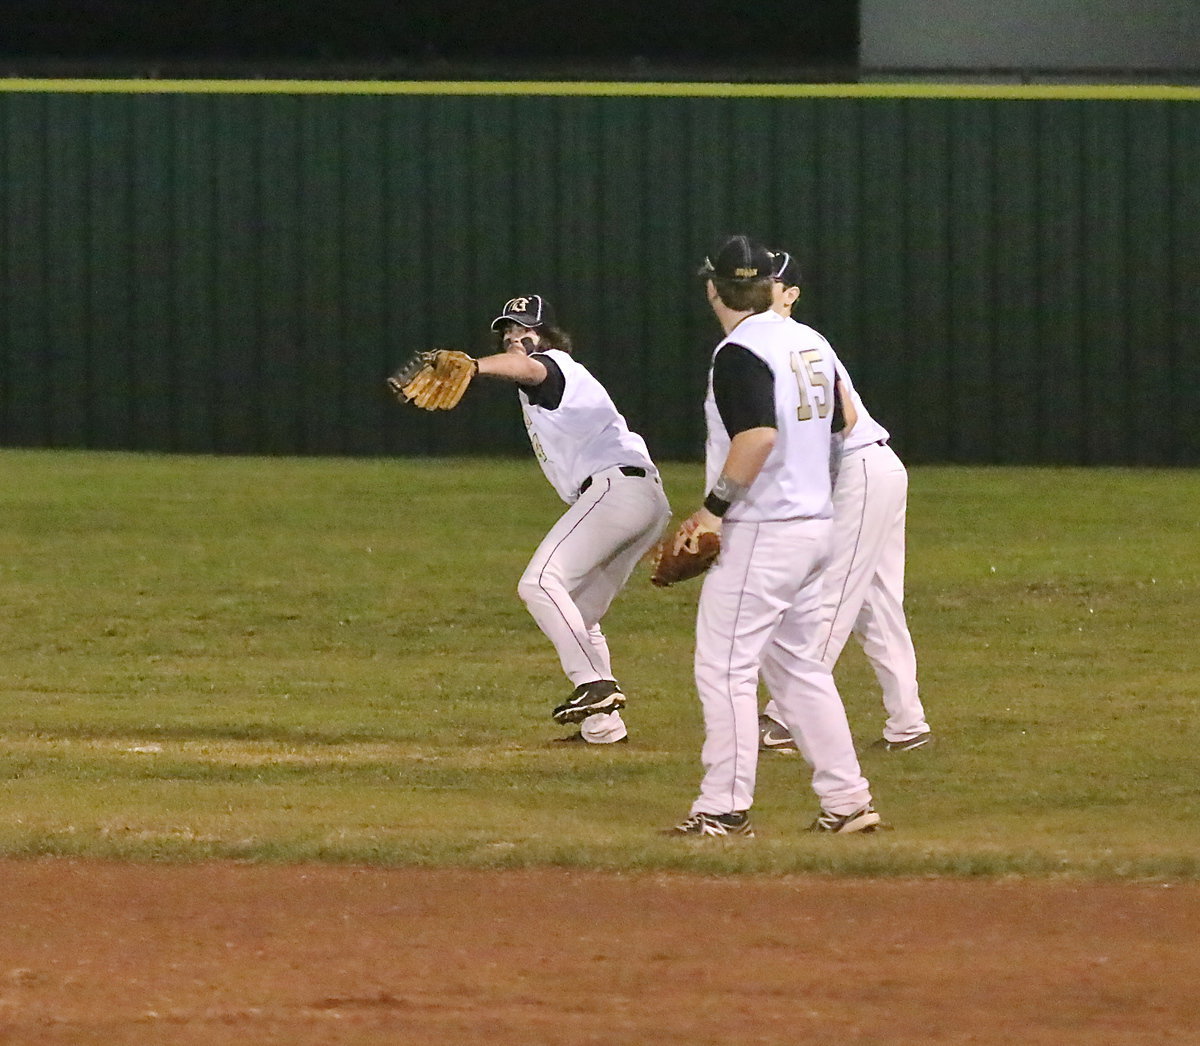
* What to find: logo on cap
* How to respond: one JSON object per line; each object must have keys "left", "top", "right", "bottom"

{"left": 700, "top": 235, "right": 772, "bottom": 282}
{"left": 491, "top": 294, "right": 555, "bottom": 331}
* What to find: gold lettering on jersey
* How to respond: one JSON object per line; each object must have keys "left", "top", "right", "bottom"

{"left": 522, "top": 409, "right": 548, "bottom": 463}
{"left": 789, "top": 349, "right": 832, "bottom": 422}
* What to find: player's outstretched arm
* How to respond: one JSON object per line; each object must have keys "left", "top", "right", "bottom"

{"left": 476, "top": 352, "right": 548, "bottom": 386}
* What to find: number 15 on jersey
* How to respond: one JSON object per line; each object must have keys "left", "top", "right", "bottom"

{"left": 790, "top": 349, "right": 833, "bottom": 422}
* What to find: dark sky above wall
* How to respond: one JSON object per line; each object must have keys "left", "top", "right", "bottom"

{"left": 0, "top": 0, "right": 860, "bottom": 75}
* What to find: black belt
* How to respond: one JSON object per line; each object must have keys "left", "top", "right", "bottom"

{"left": 579, "top": 465, "right": 647, "bottom": 495}
{"left": 872, "top": 439, "right": 887, "bottom": 447}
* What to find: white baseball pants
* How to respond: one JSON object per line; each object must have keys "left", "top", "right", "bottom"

{"left": 764, "top": 441, "right": 929, "bottom": 742}
{"left": 519, "top": 467, "right": 670, "bottom": 687}
{"left": 692, "top": 517, "right": 872, "bottom": 818}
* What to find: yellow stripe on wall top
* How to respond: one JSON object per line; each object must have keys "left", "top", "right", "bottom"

{"left": 0, "top": 79, "right": 1197, "bottom": 101}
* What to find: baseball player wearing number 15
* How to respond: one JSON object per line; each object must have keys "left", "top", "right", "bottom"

{"left": 477, "top": 295, "right": 671, "bottom": 744}
{"left": 758, "top": 251, "right": 933, "bottom": 754}
{"left": 665, "top": 235, "right": 882, "bottom": 838}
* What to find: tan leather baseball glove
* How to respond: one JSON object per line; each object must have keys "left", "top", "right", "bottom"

{"left": 386, "top": 350, "right": 477, "bottom": 410}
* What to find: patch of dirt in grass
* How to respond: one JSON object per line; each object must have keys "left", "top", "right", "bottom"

{"left": 1, "top": 859, "right": 1198, "bottom": 1045}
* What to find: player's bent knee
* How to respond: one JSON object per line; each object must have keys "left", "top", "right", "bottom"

{"left": 517, "top": 574, "right": 563, "bottom": 610}
{"left": 516, "top": 576, "right": 540, "bottom": 607}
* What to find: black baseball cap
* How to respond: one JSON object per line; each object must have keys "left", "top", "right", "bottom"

{"left": 697, "top": 235, "right": 773, "bottom": 281}
{"left": 490, "top": 294, "right": 555, "bottom": 331}
{"left": 770, "top": 250, "right": 803, "bottom": 290}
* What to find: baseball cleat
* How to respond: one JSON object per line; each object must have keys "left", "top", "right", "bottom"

{"left": 552, "top": 679, "right": 625, "bottom": 724}
{"left": 759, "top": 714, "right": 798, "bottom": 753}
{"left": 807, "top": 803, "right": 882, "bottom": 834}
{"left": 870, "top": 732, "right": 934, "bottom": 752}
{"left": 664, "top": 811, "right": 754, "bottom": 839}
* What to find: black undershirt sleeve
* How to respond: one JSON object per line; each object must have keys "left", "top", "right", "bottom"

{"left": 523, "top": 353, "right": 566, "bottom": 409}
{"left": 712, "top": 343, "right": 776, "bottom": 435}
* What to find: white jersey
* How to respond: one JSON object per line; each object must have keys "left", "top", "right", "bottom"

{"left": 703, "top": 311, "right": 836, "bottom": 522}
{"left": 519, "top": 348, "right": 657, "bottom": 504}
{"left": 833, "top": 355, "right": 890, "bottom": 453}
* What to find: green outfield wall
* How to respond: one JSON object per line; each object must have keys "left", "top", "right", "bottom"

{"left": 1, "top": 80, "right": 1197, "bottom": 464}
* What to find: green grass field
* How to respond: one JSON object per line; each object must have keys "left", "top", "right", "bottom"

{"left": 1, "top": 449, "right": 1197, "bottom": 878}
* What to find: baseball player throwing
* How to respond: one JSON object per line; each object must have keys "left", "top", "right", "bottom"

{"left": 665, "top": 236, "right": 882, "bottom": 837}
{"left": 477, "top": 295, "right": 671, "bottom": 743}
{"left": 759, "top": 251, "right": 932, "bottom": 753}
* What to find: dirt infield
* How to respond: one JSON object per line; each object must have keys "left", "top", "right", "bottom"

{"left": 1, "top": 860, "right": 1198, "bottom": 1045}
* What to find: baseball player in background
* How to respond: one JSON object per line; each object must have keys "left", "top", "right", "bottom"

{"left": 477, "top": 295, "right": 671, "bottom": 744}
{"left": 758, "top": 251, "right": 932, "bottom": 753}
{"left": 666, "top": 235, "right": 882, "bottom": 838}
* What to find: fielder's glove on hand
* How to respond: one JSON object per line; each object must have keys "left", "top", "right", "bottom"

{"left": 650, "top": 514, "right": 721, "bottom": 587}
{"left": 386, "top": 350, "right": 478, "bottom": 410}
